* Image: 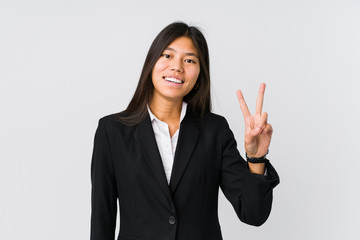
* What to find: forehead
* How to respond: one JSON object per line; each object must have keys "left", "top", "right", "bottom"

{"left": 166, "top": 36, "right": 198, "bottom": 55}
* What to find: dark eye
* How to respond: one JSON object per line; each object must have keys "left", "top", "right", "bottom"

{"left": 162, "top": 54, "right": 171, "bottom": 58}
{"left": 184, "top": 59, "right": 196, "bottom": 63}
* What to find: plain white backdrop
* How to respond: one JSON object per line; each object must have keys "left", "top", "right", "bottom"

{"left": 1, "top": 0, "right": 359, "bottom": 239}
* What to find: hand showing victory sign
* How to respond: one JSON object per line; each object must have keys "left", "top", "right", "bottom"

{"left": 236, "top": 83, "right": 273, "bottom": 159}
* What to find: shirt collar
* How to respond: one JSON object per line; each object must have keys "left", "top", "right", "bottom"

{"left": 147, "top": 102, "right": 188, "bottom": 123}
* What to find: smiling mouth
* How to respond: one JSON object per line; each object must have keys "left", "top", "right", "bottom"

{"left": 163, "top": 77, "right": 184, "bottom": 84}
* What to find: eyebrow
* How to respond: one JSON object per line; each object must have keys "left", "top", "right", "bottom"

{"left": 165, "top": 47, "right": 199, "bottom": 59}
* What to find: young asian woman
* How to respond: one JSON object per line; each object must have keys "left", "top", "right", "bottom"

{"left": 90, "top": 22, "right": 280, "bottom": 240}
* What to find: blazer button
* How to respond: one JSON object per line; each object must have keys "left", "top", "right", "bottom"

{"left": 168, "top": 216, "right": 176, "bottom": 225}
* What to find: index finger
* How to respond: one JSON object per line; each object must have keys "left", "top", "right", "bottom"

{"left": 255, "top": 83, "right": 266, "bottom": 115}
{"left": 236, "top": 89, "right": 251, "bottom": 119}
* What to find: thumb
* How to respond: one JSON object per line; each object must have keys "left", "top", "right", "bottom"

{"left": 250, "top": 126, "right": 262, "bottom": 137}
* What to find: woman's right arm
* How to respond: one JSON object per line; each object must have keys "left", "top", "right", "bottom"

{"left": 90, "top": 118, "right": 118, "bottom": 240}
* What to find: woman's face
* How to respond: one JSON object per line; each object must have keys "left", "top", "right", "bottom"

{"left": 151, "top": 36, "right": 200, "bottom": 103}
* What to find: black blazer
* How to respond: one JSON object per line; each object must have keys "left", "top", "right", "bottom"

{"left": 90, "top": 108, "right": 279, "bottom": 240}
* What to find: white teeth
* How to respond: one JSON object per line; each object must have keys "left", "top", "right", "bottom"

{"left": 164, "top": 77, "right": 183, "bottom": 84}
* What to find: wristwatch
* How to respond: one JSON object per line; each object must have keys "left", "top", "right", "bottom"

{"left": 246, "top": 149, "right": 269, "bottom": 163}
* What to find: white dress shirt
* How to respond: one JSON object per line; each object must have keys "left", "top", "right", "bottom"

{"left": 147, "top": 102, "right": 188, "bottom": 184}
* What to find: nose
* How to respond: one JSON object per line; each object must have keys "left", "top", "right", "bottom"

{"left": 170, "top": 58, "right": 184, "bottom": 72}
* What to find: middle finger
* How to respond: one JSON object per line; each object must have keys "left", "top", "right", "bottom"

{"left": 255, "top": 83, "right": 266, "bottom": 115}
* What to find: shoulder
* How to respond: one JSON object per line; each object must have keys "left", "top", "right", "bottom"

{"left": 187, "top": 111, "right": 229, "bottom": 132}
{"left": 97, "top": 111, "right": 139, "bottom": 133}
{"left": 198, "top": 112, "right": 228, "bottom": 126}
{"left": 98, "top": 111, "right": 125, "bottom": 124}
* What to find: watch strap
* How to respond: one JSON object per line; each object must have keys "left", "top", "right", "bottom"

{"left": 246, "top": 149, "right": 269, "bottom": 163}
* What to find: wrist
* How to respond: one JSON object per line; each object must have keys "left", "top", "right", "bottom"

{"left": 247, "top": 162, "right": 266, "bottom": 175}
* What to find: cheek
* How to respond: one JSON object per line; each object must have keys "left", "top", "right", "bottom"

{"left": 152, "top": 62, "right": 162, "bottom": 83}
{"left": 191, "top": 67, "right": 201, "bottom": 82}
{"left": 153, "top": 59, "right": 167, "bottom": 74}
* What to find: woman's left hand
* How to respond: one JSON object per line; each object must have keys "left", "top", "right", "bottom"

{"left": 236, "top": 83, "right": 273, "bottom": 158}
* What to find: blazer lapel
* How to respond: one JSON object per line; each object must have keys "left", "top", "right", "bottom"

{"left": 169, "top": 110, "right": 201, "bottom": 194}
{"left": 133, "top": 114, "right": 172, "bottom": 202}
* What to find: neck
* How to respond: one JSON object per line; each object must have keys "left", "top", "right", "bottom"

{"left": 149, "top": 97, "right": 183, "bottom": 123}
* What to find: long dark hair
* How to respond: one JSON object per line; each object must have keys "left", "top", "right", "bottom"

{"left": 117, "top": 22, "right": 211, "bottom": 125}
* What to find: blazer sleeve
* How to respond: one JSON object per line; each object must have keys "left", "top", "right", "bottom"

{"left": 90, "top": 118, "right": 118, "bottom": 239}
{"left": 219, "top": 117, "right": 280, "bottom": 226}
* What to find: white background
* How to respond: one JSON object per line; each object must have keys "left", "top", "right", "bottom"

{"left": 1, "top": 0, "right": 359, "bottom": 239}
